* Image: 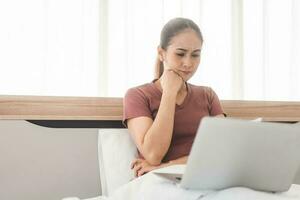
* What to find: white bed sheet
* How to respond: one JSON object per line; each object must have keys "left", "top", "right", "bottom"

{"left": 77, "top": 171, "right": 300, "bottom": 200}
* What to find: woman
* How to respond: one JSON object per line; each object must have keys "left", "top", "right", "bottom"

{"left": 123, "top": 18, "right": 225, "bottom": 177}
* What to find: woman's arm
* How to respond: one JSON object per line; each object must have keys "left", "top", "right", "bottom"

{"left": 127, "top": 90, "right": 177, "bottom": 166}
{"left": 127, "top": 70, "right": 183, "bottom": 166}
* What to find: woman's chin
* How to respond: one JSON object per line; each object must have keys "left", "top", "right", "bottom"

{"left": 182, "top": 75, "right": 192, "bottom": 82}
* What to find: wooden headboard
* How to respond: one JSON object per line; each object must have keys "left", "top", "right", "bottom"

{"left": 1, "top": 95, "right": 300, "bottom": 122}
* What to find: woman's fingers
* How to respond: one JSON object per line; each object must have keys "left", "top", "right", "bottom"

{"left": 167, "top": 69, "right": 184, "bottom": 81}
{"left": 133, "top": 163, "right": 143, "bottom": 177}
{"left": 130, "top": 158, "right": 142, "bottom": 169}
{"left": 131, "top": 159, "right": 157, "bottom": 177}
{"left": 137, "top": 168, "right": 146, "bottom": 177}
{"left": 130, "top": 160, "right": 137, "bottom": 169}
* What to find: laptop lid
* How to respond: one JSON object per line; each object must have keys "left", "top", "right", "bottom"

{"left": 152, "top": 164, "right": 185, "bottom": 183}
{"left": 180, "top": 117, "right": 300, "bottom": 192}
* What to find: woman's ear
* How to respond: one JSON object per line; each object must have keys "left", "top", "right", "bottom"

{"left": 157, "top": 46, "right": 165, "bottom": 62}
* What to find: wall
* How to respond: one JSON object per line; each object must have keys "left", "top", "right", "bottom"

{"left": 0, "top": 120, "right": 101, "bottom": 200}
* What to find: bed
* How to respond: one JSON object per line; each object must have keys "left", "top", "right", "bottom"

{"left": 1, "top": 96, "right": 300, "bottom": 200}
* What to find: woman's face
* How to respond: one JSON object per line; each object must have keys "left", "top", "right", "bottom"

{"left": 159, "top": 29, "right": 202, "bottom": 81}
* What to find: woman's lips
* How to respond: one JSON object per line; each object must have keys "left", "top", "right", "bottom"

{"left": 179, "top": 71, "right": 192, "bottom": 76}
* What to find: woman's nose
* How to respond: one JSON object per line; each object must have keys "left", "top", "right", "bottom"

{"left": 182, "top": 57, "right": 193, "bottom": 69}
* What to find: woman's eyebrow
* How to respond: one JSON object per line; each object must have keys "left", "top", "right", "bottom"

{"left": 193, "top": 49, "right": 201, "bottom": 53}
{"left": 176, "top": 48, "right": 201, "bottom": 52}
{"left": 176, "top": 48, "right": 187, "bottom": 51}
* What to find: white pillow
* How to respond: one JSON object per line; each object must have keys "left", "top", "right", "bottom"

{"left": 252, "top": 117, "right": 263, "bottom": 122}
{"left": 98, "top": 129, "right": 137, "bottom": 196}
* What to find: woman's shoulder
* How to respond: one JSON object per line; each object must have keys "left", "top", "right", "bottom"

{"left": 188, "top": 83, "right": 215, "bottom": 94}
{"left": 188, "top": 83, "right": 219, "bottom": 102}
{"left": 125, "top": 82, "right": 156, "bottom": 99}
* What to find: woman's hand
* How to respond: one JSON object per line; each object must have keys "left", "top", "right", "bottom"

{"left": 160, "top": 69, "right": 184, "bottom": 95}
{"left": 131, "top": 156, "right": 188, "bottom": 178}
{"left": 131, "top": 158, "right": 169, "bottom": 177}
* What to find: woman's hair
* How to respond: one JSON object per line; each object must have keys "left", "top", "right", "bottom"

{"left": 154, "top": 18, "right": 203, "bottom": 79}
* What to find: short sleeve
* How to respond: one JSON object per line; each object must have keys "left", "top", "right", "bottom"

{"left": 207, "top": 87, "right": 225, "bottom": 116}
{"left": 123, "top": 87, "right": 153, "bottom": 127}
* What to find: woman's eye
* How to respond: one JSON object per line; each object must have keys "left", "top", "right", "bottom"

{"left": 192, "top": 54, "right": 200, "bottom": 57}
{"left": 176, "top": 53, "right": 184, "bottom": 57}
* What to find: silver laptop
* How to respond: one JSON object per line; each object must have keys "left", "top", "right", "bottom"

{"left": 153, "top": 117, "right": 300, "bottom": 192}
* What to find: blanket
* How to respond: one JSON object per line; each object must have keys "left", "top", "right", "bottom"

{"left": 77, "top": 172, "right": 300, "bottom": 200}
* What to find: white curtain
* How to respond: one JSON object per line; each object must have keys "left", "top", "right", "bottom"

{"left": 0, "top": 0, "right": 100, "bottom": 96}
{"left": 243, "top": 0, "right": 300, "bottom": 101}
{"left": 0, "top": 0, "right": 299, "bottom": 100}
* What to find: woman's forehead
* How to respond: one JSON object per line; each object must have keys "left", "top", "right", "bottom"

{"left": 168, "top": 30, "right": 202, "bottom": 50}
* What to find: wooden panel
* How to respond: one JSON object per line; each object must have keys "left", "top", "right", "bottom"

{"left": 1, "top": 95, "right": 300, "bottom": 122}
{"left": 221, "top": 100, "right": 300, "bottom": 122}
{"left": 0, "top": 95, "right": 122, "bottom": 120}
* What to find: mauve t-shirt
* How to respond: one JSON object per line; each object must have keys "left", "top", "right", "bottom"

{"left": 123, "top": 81, "right": 224, "bottom": 162}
